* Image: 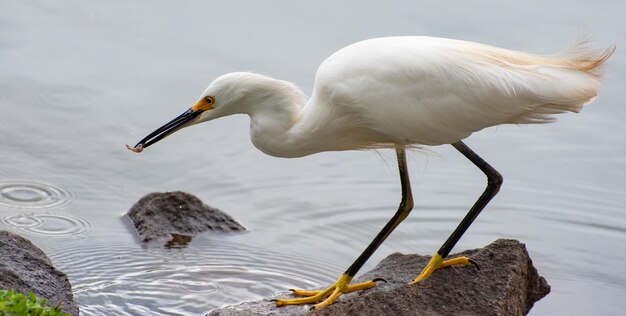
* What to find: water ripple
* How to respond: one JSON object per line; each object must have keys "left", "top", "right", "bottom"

{"left": 37, "top": 86, "right": 95, "bottom": 109}
{"left": 0, "top": 179, "right": 76, "bottom": 210}
{"left": 57, "top": 238, "right": 339, "bottom": 316}
{"left": 1, "top": 212, "right": 94, "bottom": 238}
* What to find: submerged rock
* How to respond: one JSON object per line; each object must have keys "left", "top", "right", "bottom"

{"left": 0, "top": 230, "right": 79, "bottom": 316}
{"left": 208, "top": 239, "right": 550, "bottom": 316}
{"left": 127, "top": 191, "right": 245, "bottom": 245}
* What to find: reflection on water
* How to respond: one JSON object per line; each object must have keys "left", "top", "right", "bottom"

{"left": 164, "top": 233, "right": 193, "bottom": 248}
{"left": 1, "top": 1, "right": 625, "bottom": 315}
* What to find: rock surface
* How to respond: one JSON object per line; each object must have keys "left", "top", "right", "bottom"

{"left": 208, "top": 239, "right": 550, "bottom": 316}
{"left": 0, "top": 230, "right": 79, "bottom": 316}
{"left": 127, "top": 191, "right": 245, "bottom": 245}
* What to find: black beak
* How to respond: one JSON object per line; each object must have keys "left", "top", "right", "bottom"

{"left": 128, "top": 108, "right": 202, "bottom": 152}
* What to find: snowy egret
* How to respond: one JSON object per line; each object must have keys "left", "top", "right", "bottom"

{"left": 127, "top": 36, "right": 613, "bottom": 309}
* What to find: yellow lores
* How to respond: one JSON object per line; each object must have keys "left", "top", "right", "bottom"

{"left": 192, "top": 95, "right": 215, "bottom": 111}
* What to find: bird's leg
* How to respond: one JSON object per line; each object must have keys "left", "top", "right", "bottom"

{"left": 275, "top": 146, "right": 414, "bottom": 309}
{"left": 410, "top": 140, "right": 502, "bottom": 284}
{"left": 274, "top": 274, "right": 383, "bottom": 309}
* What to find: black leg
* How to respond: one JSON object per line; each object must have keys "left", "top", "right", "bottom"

{"left": 437, "top": 140, "right": 503, "bottom": 257}
{"left": 345, "top": 146, "right": 414, "bottom": 277}
{"left": 275, "top": 147, "right": 417, "bottom": 308}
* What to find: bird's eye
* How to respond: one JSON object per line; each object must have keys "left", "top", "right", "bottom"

{"left": 205, "top": 96, "right": 215, "bottom": 104}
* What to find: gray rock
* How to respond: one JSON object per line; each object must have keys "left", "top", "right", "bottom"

{"left": 0, "top": 230, "right": 79, "bottom": 316}
{"left": 127, "top": 191, "right": 245, "bottom": 245}
{"left": 208, "top": 239, "right": 549, "bottom": 316}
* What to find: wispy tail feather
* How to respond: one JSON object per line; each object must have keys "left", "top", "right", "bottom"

{"left": 504, "top": 40, "right": 614, "bottom": 125}
{"left": 560, "top": 36, "right": 615, "bottom": 78}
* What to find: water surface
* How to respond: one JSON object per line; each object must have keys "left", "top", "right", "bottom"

{"left": 1, "top": 1, "right": 626, "bottom": 315}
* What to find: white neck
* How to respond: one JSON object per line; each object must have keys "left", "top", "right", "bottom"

{"left": 239, "top": 75, "right": 350, "bottom": 157}
{"left": 205, "top": 73, "right": 379, "bottom": 158}
{"left": 246, "top": 82, "right": 307, "bottom": 158}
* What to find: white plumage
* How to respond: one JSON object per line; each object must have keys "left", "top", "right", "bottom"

{"left": 188, "top": 36, "right": 612, "bottom": 157}
{"left": 128, "top": 35, "right": 614, "bottom": 310}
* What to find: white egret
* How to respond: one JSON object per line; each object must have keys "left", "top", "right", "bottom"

{"left": 127, "top": 36, "right": 613, "bottom": 309}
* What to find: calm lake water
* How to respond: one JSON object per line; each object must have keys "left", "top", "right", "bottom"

{"left": 1, "top": 1, "right": 625, "bottom": 315}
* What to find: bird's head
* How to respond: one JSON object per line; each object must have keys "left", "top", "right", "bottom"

{"left": 126, "top": 72, "right": 257, "bottom": 153}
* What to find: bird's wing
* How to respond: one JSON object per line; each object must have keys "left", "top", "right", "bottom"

{"left": 313, "top": 36, "right": 610, "bottom": 146}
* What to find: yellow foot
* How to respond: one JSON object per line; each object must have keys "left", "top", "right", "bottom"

{"left": 408, "top": 253, "right": 478, "bottom": 285}
{"left": 274, "top": 274, "right": 384, "bottom": 309}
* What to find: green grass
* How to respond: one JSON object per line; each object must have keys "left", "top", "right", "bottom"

{"left": 0, "top": 290, "right": 71, "bottom": 316}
